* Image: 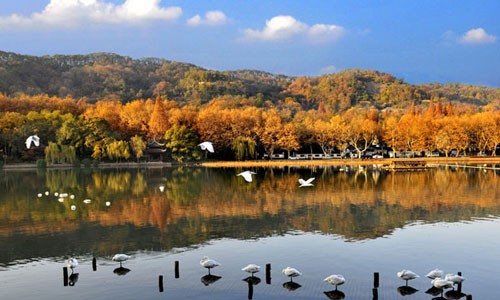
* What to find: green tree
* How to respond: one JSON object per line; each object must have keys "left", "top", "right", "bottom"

{"left": 164, "top": 125, "right": 201, "bottom": 162}
{"left": 130, "top": 135, "right": 146, "bottom": 161}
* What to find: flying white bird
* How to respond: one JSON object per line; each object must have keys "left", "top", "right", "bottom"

{"left": 25, "top": 135, "right": 40, "bottom": 149}
{"left": 237, "top": 171, "right": 257, "bottom": 183}
{"left": 298, "top": 177, "right": 315, "bottom": 187}
{"left": 83, "top": 199, "right": 91, "bottom": 204}
{"left": 159, "top": 185, "right": 165, "bottom": 192}
{"left": 426, "top": 268, "right": 444, "bottom": 279}
{"left": 242, "top": 264, "right": 261, "bottom": 276}
{"left": 67, "top": 258, "right": 78, "bottom": 271}
{"left": 397, "top": 269, "right": 419, "bottom": 285}
{"left": 112, "top": 254, "right": 131, "bottom": 267}
{"left": 324, "top": 274, "right": 345, "bottom": 290}
{"left": 282, "top": 267, "right": 302, "bottom": 282}
{"left": 199, "top": 141, "right": 214, "bottom": 153}
{"left": 200, "top": 256, "right": 220, "bottom": 275}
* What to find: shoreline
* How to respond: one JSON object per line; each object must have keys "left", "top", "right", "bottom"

{"left": 2, "top": 157, "right": 499, "bottom": 170}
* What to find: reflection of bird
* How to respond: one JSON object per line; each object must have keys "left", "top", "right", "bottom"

{"left": 201, "top": 274, "right": 221, "bottom": 286}
{"left": 397, "top": 285, "right": 419, "bottom": 296}
{"left": 299, "top": 177, "right": 315, "bottom": 187}
{"left": 444, "top": 289, "right": 467, "bottom": 299}
{"left": 200, "top": 256, "right": 220, "bottom": 275}
{"left": 25, "top": 135, "right": 40, "bottom": 149}
{"left": 445, "top": 273, "right": 465, "bottom": 285}
{"left": 243, "top": 276, "right": 261, "bottom": 285}
{"left": 282, "top": 281, "right": 302, "bottom": 291}
{"left": 199, "top": 141, "right": 214, "bottom": 153}
{"left": 324, "top": 274, "right": 345, "bottom": 290}
{"left": 426, "top": 268, "right": 444, "bottom": 279}
{"left": 242, "top": 264, "right": 261, "bottom": 276}
{"left": 237, "top": 171, "right": 257, "bottom": 183}
{"left": 397, "top": 269, "right": 419, "bottom": 285}
{"left": 112, "top": 254, "right": 131, "bottom": 267}
{"left": 67, "top": 258, "right": 78, "bottom": 271}
{"left": 323, "top": 290, "right": 346, "bottom": 300}
{"left": 113, "top": 267, "right": 131, "bottom": 276}
{"left": 425, "top": 286, "right": 443, "bottom": 296}
{"left": 68, "top": 273, "right": 79, "bottom": 286}
{"left": 282, "top": 267, "right": 302, "bottom": 282}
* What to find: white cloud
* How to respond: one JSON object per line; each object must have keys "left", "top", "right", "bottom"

{"left": 187, "top": 10, "right": 227, "bottom": 27}
{"left": 243, "top": 15, "right": 345, "bottom": 43}
{"left": 320, "top": 65, "right": 338, "bottom": 75}
{"left": 0, "top": 0, "right": 182, "bottom": 30}
{"left": 460, "top": 28, "right": 496, "bottom": 44}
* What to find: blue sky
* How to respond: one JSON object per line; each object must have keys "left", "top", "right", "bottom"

{"left": 0, "top": 0, "right": 499, "bottom": 86}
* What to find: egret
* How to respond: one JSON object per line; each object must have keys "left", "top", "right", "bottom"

{"left": 200, "top": 256, "right": 220, "bottom": 275}
{"left": 298, "top": 177, "right": 315, "bottom": 187}
{"left": 70, "top": 205, "right": 76, "bottom": 210}
{"left": 426, "top": 268, "right": 444, "bottom": 279}
{"left": 159, "top": 185, "right": 165, "bottom": 192}
{"left": 58, "top": 198, "right": 64, "bottom": 203}
{"left": 105, "top": 201, "right": 111, "bottom": 206}
{"left": 70, "top": 195, "right": 75, "bottom": 199}
{"left": 37, "top": 193, "right": 43, "bottom": 197}
{"left": 242, "top": 264, "right": 261, "bottom": 276}
{"left": 25, "top": 135, "right": 40, "bottom": 149}
{"left": 67, "top": 258, "right": 78, "bottom": 271}
{"left": 112, "top": 254, "right": 131, "bottom": 267}
{"left": 445, "top": 273, "right": 465, "bottom": 285}
{"left": 199, "top": 141, "right": 214, "bottom": 153}
{"left": 397, "top": 269, "right": 419, "bottom": 286}
{"left": 44, "top": 191, "right": 49, "bottom": 196}
{"left": 431, "top": 277, "right": 454, "bottom": 296}
{"left": 324, "top": 274, "right": 345, "bottom": 290}
{"left": 83, "top": 199, "right": 91, "bottom": 204}
{"left": 282, "top": 267, "right": 302, "bottom": 282}
{"left": 237, "top": 171, "right": 257, "bottom": 183}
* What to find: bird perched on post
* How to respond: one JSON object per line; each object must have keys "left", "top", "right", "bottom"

{"left": 397, "top": 269, "right": 419, "bottom": 285}
{"left": 200, "top": 256, "right": 220, "bottom": 275}
{"left": 282, "top": 267, "right": 302, "bottom": 282}
{"left": 242, "top": 264, "right": 261, "bottom": 276}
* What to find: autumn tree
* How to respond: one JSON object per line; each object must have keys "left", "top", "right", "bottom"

{"left": 148, "top": 96, "right": 170, "bottom": 140}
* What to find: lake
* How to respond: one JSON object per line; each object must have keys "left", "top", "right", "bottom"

{"left": 1, "top": 165, "right": 499, "bottom": 299}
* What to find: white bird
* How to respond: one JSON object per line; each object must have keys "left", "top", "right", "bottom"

{"left": 324, "top": 274, "right": 345, "bottom": 290}
{"left": 159, "top": 185, "right": 165, "bottom": 192}
{"left": 397, "top": 269, "right": 419, "bottom": 285}
{"left": 426, "top": 268, "right": 444, "bottom": 279}
{"left": 105, "top": 201, "right": 111, "bottom": 207}
{"left": 298, "top": 177, "right": 315, "bottom": 187}
{"left": 70, "top": 205, "right": 76, "bottom": 210}
{"left": 282, "top": 267, "right": 302, "bottom": 282}
{"left": 83, "top": 199, "right": 91, "bottom": 204}
{"left": 58, "top": 198, "right": 64, "bottom": 203}
{"left": 25, "top": 135, "right": 40, "bottom": 149}
{"left": 432, "top": 277, "right": 454, "bottom": 290}
{"left": 237, "top": 171, "right": 257, "bottom": 183}
{"left": 67, "top": 258, "right": 78, "bottom": 271}
{"left": 37, "top": 193, "right": 43, "bottom": 197}
{"left": 112, "top": 254, "right": 131, "bottom": 267}
{"left": 44, "top": 191, "right": 49, "bottom": 196}
{"left": 70, "top": 195, "right": 75, "bottom": 199}
{"left": 199, "top": 141, "right": 214, "bottom": 153}
{"left": 242, "top": 264, "right": 261, "bottom": 276}
{"left": 445, "top": 273, "right": 465, "bottom": 285}
{"left": 200, "top": 256, "right": 220, "bottom": 275}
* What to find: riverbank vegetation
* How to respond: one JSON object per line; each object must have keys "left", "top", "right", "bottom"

{"left": 0, "top": 52, "right": 499, "bottom": 165}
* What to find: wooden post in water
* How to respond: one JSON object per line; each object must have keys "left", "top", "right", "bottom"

{"left": 457, "top": 272, "right": 463, "bottom": 292}
{"left": 373, "top": 272, "right": 379, "bottom": 288}
{"left": 63, "top": 267, "right": 68, "bottom": 286}
{"left": 92, "top": 257, "right": 97, "bottom": 271}
{"left": 174, "top": 261, "right": 179, "bottom": 278}
{"left": 372, "top": 287, "right": 378, "bottom": 300}
{"left": 247, "top": 280, "right": 254, "bottom": 299}
{"left": 158, "top": 275, "right": 164, "bottom": 293}
{"left": 466, "top": 295, "right": 472, "bottom": 300}
{"left": 265, "top": 263, "right": 271, "bottom": 284}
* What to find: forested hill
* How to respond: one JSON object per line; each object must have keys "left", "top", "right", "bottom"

{"left": 0, "top": 50, "right": 499, "bottom": 111}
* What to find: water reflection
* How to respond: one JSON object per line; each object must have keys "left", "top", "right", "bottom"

{"left": 200, "top": 274, "right": 221, "bottom": 286}
{"left": 0, "top": 166, "right": 499, "bottom": 267}
{"left": 68, "top": 273, "right": 79, "bottom": 286}
{"left": 282, "top": 281, "right": 302, "bottom": 291}
{"left": 397, "top": 285, "right": 418, "bottom": 296}
{"left": 323, "top": 290, "right": 345, "bottom": 300}
{"left": 113, "top": 267, "right": 131, "bottom": 276}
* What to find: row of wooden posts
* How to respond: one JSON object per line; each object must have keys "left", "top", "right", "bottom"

{"left": 63, "top": 259, "right": 472, "bottom": 300}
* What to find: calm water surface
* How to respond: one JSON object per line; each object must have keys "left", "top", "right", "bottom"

{"left": 0, "top": 165, "right": 499, "bottom": 299}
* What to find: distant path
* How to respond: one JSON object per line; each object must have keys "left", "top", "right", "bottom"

{"left": 200, "top": 157, "right": 500, "bottom": 168}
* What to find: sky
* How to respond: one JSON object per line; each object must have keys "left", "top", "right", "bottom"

{"left": 0, "top": 0, "right": 499, "bottom": 87}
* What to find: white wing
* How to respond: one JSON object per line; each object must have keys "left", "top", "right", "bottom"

{"left": 25, "top": 136, "right": 33, "bottom": 149}
{"left": 32, "top": 135, "right": 40, "bottom": 147}
{"left": 199, "top": 142, "right": 214, "bottom": 153}
{"left": 237, "top": 171, "right": 255, "bottom": 183}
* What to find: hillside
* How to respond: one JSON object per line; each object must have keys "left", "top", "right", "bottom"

{"left": 0, "top": 51, "right": 499, "bottom": 111}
